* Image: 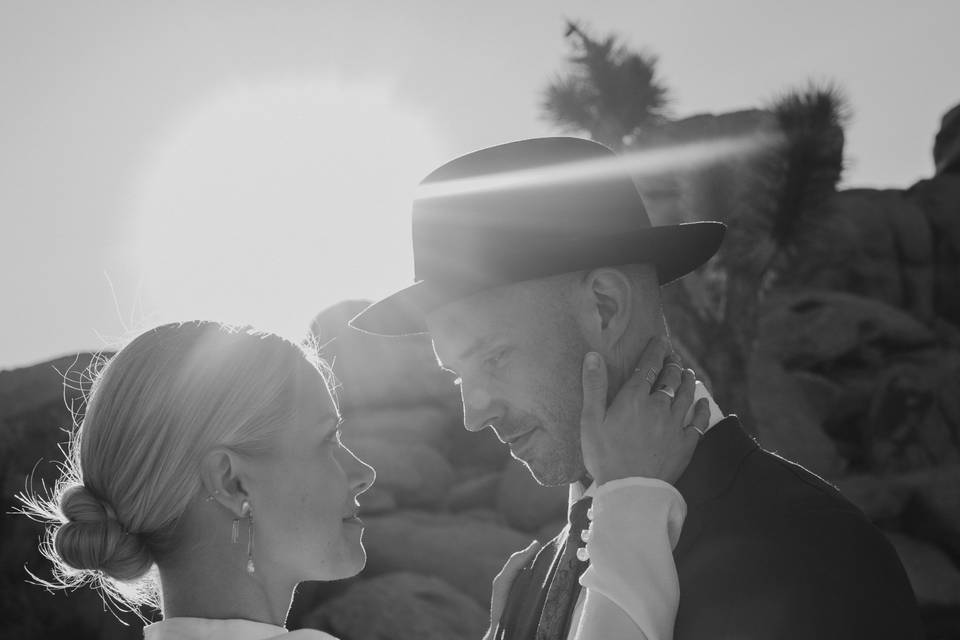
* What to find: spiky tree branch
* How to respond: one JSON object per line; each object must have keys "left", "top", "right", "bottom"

{"left": 543, "top": 21, "right": 670, "bottom": 150}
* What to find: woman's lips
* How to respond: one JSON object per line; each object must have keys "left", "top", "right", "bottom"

{"left": 343, "top": 506, "right": 363, "bottom": 525}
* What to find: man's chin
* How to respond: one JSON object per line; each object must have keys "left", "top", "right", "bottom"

{"left": 518, "top": 454, "right": 582, "bottom": 487}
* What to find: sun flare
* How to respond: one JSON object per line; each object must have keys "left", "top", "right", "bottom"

{"left": 129, "top": 78, "right": 446, "bottom": 341}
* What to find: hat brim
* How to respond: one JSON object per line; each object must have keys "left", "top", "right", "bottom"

{"left": 349, "top": 221, "right": 725, "bottom": 336}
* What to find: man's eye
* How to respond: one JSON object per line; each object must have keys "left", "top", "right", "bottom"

{"left": 483, "top": 349, "right": 508, "bottom": 370}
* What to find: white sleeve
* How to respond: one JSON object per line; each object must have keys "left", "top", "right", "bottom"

{"left": 571, "top": 477, "right": 686, "bottom": 640}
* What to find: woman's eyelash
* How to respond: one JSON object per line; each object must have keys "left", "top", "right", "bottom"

{"left": 325, "top": 421, "right": 344, "bottom": 443}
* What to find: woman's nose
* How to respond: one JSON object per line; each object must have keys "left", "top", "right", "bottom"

{"left": 347, "top": 449, "right": 376, "bottom": 494}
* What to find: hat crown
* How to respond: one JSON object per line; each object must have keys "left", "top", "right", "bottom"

{"left": 348, "top": 136, "right": 725, "bottom": 336}
{"left": 412, "top": 137, "right": 653, "bottom": 283}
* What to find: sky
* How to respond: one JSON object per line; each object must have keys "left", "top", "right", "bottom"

{"left": 1, "top": 0, "right": 958, "bottom": 370}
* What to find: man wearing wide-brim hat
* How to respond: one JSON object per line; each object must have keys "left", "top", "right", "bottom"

{"left": 351, "top": 137, "right": 921, "bottom": 639}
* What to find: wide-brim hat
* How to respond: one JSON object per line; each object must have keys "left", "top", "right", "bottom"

{"left": 350, "top": 137, "right": 725, "bottom": 336}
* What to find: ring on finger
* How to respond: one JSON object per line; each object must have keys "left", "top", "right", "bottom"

{"left": 653, "top": 384, "right": 676, "bottom": 399}
{"left": 635, "top": 367, "right": 659, "bottom": 385}
{"left": 664, "top": 361, "right": 684, "bottom": 373}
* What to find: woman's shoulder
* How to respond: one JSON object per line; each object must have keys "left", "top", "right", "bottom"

{"left": 144, "top": 617, "right": 339, "bottom": 640}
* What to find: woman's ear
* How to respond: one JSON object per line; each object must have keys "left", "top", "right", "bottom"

{"left": 200, "top": 448, "right": 248, "bottom": 518}
{"left": 581, "top": 268, "right": 633, "bottom": 351}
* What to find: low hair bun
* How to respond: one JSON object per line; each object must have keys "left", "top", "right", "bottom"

{"left": 54, "top": 485, "right": 153, "bottom": 582}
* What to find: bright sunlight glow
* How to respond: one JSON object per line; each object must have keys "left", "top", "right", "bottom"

{"left": 128, "top": 78, "right": 446, "bottom": 342}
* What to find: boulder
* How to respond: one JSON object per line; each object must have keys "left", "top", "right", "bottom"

{"left": 537, "top": 519, "right": 567, "bottom": 543}
{"left": 832, "top": 474, "right": 912, "bottom": 521}
{"left": 886, "top": 533, "right": 960, "bottom": 608}
{"left": 787, "top": 189, "right": 936, "bottom": 321}
{"left": 458, "top": 508, "right": 509, "bottom": 527}
{"left": 933, "top": 102, "right": 960, "bottom": 176}
{"left": 446, "top": 424, "right": 511, "bottom": 472}
{"left": 362, "top": 511, "right": 532, "bottom": 604}
{"left": 865, "top": 359, "right": 960, "bottom": 471}
{"left": 343, "top": 437, "right": 454, "bottom": 508}
{"left": 311, "top": 300, "right": 459, "bottom": 411}
{"left": 908, "top": 174, "right": 960, "bottom": 328}
{"left": 0, "top": 353, "right": 142, "bottom": 639}
{"left": 301, "top": 572, "right": 488, "bottom": 640}
{"left": 0, "top": 352, "right": 100, "bottom": 420}
{"left": 630, "top": 109, "right": 778, "bottom": 227}
{"left": 911, "top": 465, "right": 960, "bottom": 560}
{"left": 356, "top": 486, "right": 396, "bottom": 515}
{"left": 748, "top": 352, "right": 846, "bottom": 477}
{"left": 442, "top": 471, "right": 501, "bottom": 512}
{"left": 496, "top": 458, "right": 569, "bottom": 532}
{"left": 342, "top": 404, "right": 460, "bottom": 452}
{"left": 758, "top": 290, "right": 936, "bottom": 372}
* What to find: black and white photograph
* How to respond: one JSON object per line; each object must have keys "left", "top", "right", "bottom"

{"left": 1, "top": 1, "right": 959, "bottom": 638}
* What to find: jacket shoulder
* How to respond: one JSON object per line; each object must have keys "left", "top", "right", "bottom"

{"left": 675, "top": 447, "right": 922, "bottom": 639}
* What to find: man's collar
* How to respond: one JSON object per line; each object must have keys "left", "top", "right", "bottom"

{"left": 673, "top": 416, "right": 757, "bottom": 506}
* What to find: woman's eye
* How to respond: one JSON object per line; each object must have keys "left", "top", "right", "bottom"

{"left": 325, "top": 422, "right": 344, "bottom": 445}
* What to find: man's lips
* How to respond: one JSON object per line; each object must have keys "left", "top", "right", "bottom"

{"left": 500, "top": 429, "right": 536, "bottom": 446}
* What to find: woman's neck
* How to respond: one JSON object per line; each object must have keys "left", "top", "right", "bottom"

{"left": 158, "top": 554, "right": 294, "bottom": 627}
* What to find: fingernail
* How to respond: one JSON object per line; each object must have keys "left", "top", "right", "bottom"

{"left": 585, "top": 352, "right": 601, "bottom": 370}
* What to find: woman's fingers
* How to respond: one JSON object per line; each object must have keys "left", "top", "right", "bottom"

{"left": 486, "top": 539, "right": 542, "bottom": 639}
{"left": 689, "top": 398, "right": 710, "bottom": 434}
{"left": 580, "top": 352, "right": 608, "bottom": 432}
{"left": 672, "top": 368, "right": 697, "bottom": 418}
{"left": 626, "top": 336, "right": 669, "bottom": 393}
{"left": 651, "top": 353, "right": 683, "bottom": 403}
{"left": 686, "top": 398, "right": 711, "bottom": 436}
{"left": 579, "top": 338, "right": 708, "bottom": 485}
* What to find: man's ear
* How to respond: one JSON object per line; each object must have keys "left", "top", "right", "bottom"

{"left": 200, "top": 448, "right": 249, "bottom": 518}
{"left": 581, "top": 268, "right": 632, "bottom": 351}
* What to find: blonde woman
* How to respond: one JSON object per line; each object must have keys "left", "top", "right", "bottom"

{"left": 22, "top": 321, "right": 706, "bottom": 640}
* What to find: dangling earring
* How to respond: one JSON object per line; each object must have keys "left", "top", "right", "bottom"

{"left": 231, "top": 515, "right": 240, "bottom": 544}
{"left": 242, "top": 500, "right": 255, "bottom": 574}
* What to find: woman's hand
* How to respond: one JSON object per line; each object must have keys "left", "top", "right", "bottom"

{"left": 483, "top": 539, "right": 542, "bottom": 640}
{"left": 580, "top": 337, "right": 710, "bottom": 486}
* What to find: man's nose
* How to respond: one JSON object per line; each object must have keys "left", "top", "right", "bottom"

{"left": 461, "top": 385, "right": 502, "bottom": 432}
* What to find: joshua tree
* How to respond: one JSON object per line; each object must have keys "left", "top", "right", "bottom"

{"left": 671, "top": 85, "right": 849, "bottom": 436}
{"left": 542, "top": 22, "right": 849, "bottom": 437}
{"left": 542, "top": 21, "right": 670, "bottom": 150}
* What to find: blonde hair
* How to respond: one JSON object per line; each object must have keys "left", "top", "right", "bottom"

{"left": 19, "top": 321, "right": 334, "bottom": 613}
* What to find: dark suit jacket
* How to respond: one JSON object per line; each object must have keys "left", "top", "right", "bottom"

{"left": 496, "top": 417, "right": 923, "bottom": 639}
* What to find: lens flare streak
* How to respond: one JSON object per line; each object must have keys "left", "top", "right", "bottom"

{"left": 416, "top": 133, "right": 781, "bottom": 201}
